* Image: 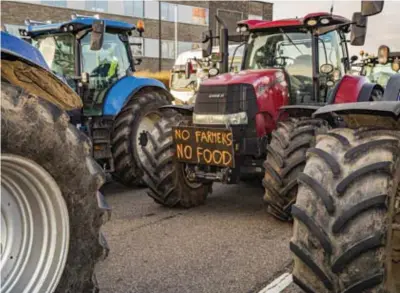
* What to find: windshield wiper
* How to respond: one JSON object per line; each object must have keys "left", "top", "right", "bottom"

{"left": 279, "top": 28, "right": 303, "bottom": 55}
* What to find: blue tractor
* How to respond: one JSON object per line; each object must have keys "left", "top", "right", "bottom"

{"left": 1, "top": 30, "right": 109, "bottom": 292}
{"left": 19, "top": 14, "right": 173, "bottom": 186}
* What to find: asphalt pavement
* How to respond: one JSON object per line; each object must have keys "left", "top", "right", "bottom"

{"left": 96, "top": 181, "right": 303, "bottom": 293}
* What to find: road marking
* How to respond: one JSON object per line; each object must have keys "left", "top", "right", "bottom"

{"left": 258, "top": 273, "right": 293, "bottom": 293}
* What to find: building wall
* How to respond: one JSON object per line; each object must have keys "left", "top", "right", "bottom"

{"left": 1, "top": 0, "right": 273, "bottom": 72}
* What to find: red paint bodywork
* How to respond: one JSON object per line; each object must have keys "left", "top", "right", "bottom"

{"left": 238, "top": 13, "right": 350, "bottom": 30}
{"left": 202, "top": 69, "right": 289, "bottom": 137}
{"left": 332, "top": 75, "right": 368, "bottom": 104}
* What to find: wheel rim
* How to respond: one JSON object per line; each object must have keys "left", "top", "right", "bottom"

{"left": 1, "top": 154, "right": 69, "bottom": 293}
{"left": 135, "top": 112, "right": 162, "bottom": 160}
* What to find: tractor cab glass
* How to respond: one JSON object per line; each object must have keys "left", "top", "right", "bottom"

{"left": 244, "top": 29, "right": 345, "bottom": 103}
{"left": 32, "top": 33, "right": 76, "bottom": 89}
{"left": 80, "top": 32, "right": 131, "bottom": 113}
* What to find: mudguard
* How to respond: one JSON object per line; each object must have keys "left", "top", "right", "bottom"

{"left": 159, "top": 104, "right": 194, "bottom": 115}
{"left": 313, "top": 101, "right": 400, "bottom": 122}
{"left": 1, "top": 32, "right": 82, "bottom": 110}
{"left": 383, "top": 74, "right": 400, "bottom": 101}
{"left": 357, "top": 82, "right": 384, "bottom": 101}
{"left": 102, "top": 75, "right": 170, "bottom": 116}
{"left": 278, "top": 105, "right": 322, "bottom": 120}
{"left": 328, "top": 75, "right": 369, "bottom": 104}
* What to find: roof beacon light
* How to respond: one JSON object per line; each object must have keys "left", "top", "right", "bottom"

{"left": 137, "top": 20, "right": 145, "bottom": 32}
{"left": 307, "top": 19, "right": 317, "bottom": 26}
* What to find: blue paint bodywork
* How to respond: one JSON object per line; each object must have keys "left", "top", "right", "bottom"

{"left": 26, "top": 17, "right": 135, "bottom": 37}
{"left": 103, "top": 76, "right": 167, "bottom": 116}
{"left": 1, "top": 31, "right": 49, "bottom": 70}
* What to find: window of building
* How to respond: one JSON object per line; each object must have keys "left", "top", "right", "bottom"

{"left": 66, "top": 1, "right": 85, "bottom": 10}
{"left": 248, "top": 14, "right": 263, "bottom": 20}
{"left": 41, "top": 0, "right": 67, "bottom": 8}
{"left": 85, "top": 0, "right": 108, "bottom": 13}
{"left": 178, "top": 42, "right": 200, "bottom": 54}
{"left": 178, "top": 5, "right": 208, "bottom": 26}
{"left": 144, "top": 0, "right": 159, "bottom": 20}
{"left": 144, "top": 38, "right": 159, "bottom": 58}
{"left": 161, "top": 40, "right": 175, "bottom": 59}
{"left": 129, "top": 36, "right": 143, "bottom": 57}
{"left": 161, "top": 2, "right": 177, "bottom": 22}
{"left": 124, "top": 0, "right": 144, "bottom": 18}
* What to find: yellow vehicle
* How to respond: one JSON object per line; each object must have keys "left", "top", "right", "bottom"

{"left": 170, "top": 45, "right": 244, "bottom": 104}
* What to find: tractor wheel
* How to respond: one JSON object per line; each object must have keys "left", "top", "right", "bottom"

{"left": 111, "top": 88, "right": 170, "bottom": 187}
{"left": 291, "top": 127, "right": 400, "bottom": 293}
{"left": 140, "top": 110, "right": 212, "bottom": 208}
{"left": 263, "top": 117, "right": 329, "bottom": 221}
{"left": 1, "top": 82, "right": 109, "bottom": 293}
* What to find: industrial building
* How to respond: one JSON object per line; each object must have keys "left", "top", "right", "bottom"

{"left": 1, "top": 0, "right": 273, "bottom": 71}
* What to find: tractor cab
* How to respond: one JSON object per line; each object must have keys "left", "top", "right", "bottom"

{"left": 22, "top": 14, "right": 144, "bottom": 116}
{"left": 19, "top": 14, "right": 171, "bottom": 183}
{"left": 357, "top": 45, "right": 400, "bottom": 87}
{"left": 200, "top": 12, "right": 360, "bottom": 109}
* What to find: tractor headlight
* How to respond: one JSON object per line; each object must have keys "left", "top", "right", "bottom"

{"left": 193, "top": 112, "right": 248, "bottom": 125}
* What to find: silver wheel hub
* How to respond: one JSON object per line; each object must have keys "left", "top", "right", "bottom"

{"left": 136, "top": 112, "right": 161, "bottom": 158}
{"left": 1, "top": 154, "right": 69, "bottom": 293}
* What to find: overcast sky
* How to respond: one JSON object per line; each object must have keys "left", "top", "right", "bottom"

{"left": 270, "top": 0, "right": 399, "bottom": 56}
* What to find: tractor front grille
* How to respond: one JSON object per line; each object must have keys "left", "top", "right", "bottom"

{"left": 194, "top": 84, "right": 257, "bottom": 117}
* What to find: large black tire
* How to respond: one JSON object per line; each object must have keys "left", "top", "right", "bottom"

{"left": 140, "top": 109, "right": 212, "bottom": 208}
{"left": 111, "top": 88, "right": 170, "bottom": 187}
{"left": 263, "top": 117, "right": 329, "bottom": 220}
{"left": 291, "top": 127, "right": 400, "bottom": 293}
{"left": 1, "top": 82, "right": 108, "bottom": 293}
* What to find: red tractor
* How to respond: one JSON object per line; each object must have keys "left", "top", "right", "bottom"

{"left": 138, "top": 1, "right": 384, "bottom": 214}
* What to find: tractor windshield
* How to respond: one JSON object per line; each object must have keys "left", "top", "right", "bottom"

{"left": 33, "top": 33, "right": 76, "bottom": 89}
{"left": 244, "top": 29, "right": 344, "bottom": 103}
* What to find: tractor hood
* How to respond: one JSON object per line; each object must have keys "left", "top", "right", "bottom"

{"left": 201, "top": 69, "right": 284, "bottom": 88}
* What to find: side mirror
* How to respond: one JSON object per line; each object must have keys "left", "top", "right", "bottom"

{"left": 201, "top": 30, "right": 213, "bottom": 58}
{"left": 350, "top": 55, "right": 359, "bottom": 63}
{"left": 350, "top": 12, "right": 368, "bottom": 46}
{"left": 361, "top": 0, "right": 384, "bottom": 16}
{"left": 90, "top": 20, "right": 105, "bottom": 51}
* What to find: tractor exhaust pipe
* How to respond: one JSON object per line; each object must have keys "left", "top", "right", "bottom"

{"left": 215, "top": 15, "right": 229, "bottom": 74}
